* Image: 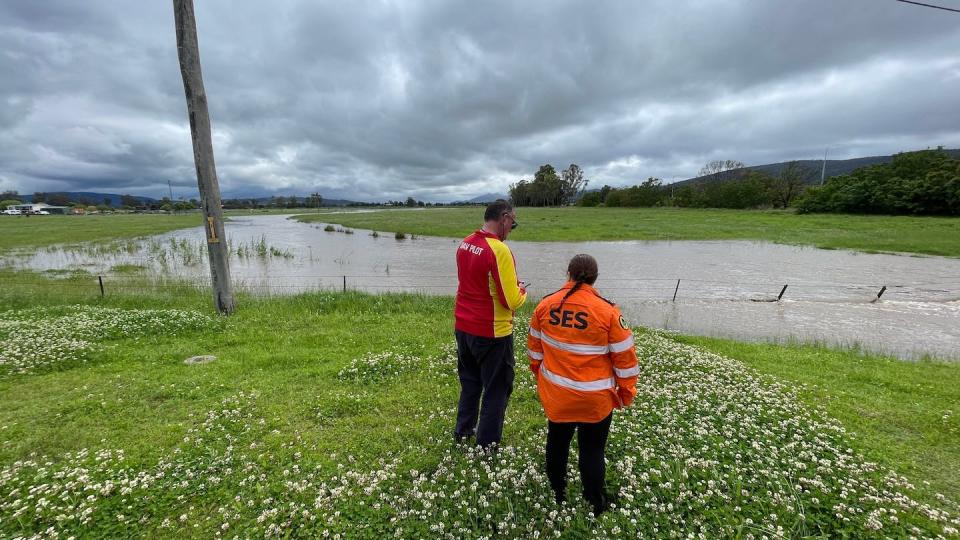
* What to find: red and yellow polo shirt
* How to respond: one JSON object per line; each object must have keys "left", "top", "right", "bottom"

{"left": 455, "top": 230, "right": 527, "bottom": 338}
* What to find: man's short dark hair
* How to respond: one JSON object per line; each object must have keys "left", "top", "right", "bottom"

{"left": 484, "top": 199, "right": 513, "bottom": 221}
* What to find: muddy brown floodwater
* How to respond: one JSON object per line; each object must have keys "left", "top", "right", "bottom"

{"left": 5, "top": 215, "right": 958, "bottom": 361}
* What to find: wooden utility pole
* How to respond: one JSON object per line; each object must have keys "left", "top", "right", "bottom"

{"left": 173, "top": 0, "right": 235, "bottom": 314}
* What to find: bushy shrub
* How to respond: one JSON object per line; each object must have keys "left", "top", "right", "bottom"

{"left": 796, "top": 149, "right": 960, "bottom": 215}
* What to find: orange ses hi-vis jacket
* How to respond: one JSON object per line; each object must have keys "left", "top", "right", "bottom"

{"left": 455, "top": 230, "right": 527, "bottom": 338}
{"left": 527, "top": 282, "right": 639, "bottom": 423}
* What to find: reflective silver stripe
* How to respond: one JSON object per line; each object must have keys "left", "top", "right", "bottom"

{"left": 527, "top": 349, "right": 544, "bottom": 360}
{"left": 608, "top": 334, "right": 634, "bottom": 353}
{"left": 540, "top": 332, "right": 609, "bottom": 355}
{"left": 614, "top": 365, "right": 639, "bottom": 378}
{"left": 528, "top": 327, "right": 542, "bottom": 339}
{"left": 540, "top": 366, "right": 614, "bottom": 392}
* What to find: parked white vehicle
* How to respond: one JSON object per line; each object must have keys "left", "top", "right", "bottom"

{"left": 34, "top": 210, "right": 50, "bottom": 215}
{"left": 2, "top": 209, "right": 22, "bottom": 215}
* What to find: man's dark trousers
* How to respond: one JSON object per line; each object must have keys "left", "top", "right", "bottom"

{"left": 454, "top": 329, "right": 515, "bottom": 447}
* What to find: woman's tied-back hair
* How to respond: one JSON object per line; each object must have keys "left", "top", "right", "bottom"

{"left": 560, "top": 254, "right": 598, "bottom": 306}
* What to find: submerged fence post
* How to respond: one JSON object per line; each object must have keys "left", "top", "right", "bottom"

{"left": 777, "top": 284, "right": 788, "bottom": 301}
{"left": 98, "top": 275, "right": 104, "bottom": 297}
{"left": 876, "top": 285, "right": 887, "bottom": 300}
{"left": 672, "top": 279, "right": 681, "bottom": 302}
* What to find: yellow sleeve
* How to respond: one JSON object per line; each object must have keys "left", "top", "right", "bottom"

{"left": 488, "top": 239, "right": 527, "bottom": 311}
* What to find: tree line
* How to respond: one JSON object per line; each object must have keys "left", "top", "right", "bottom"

{"left": 578, "top": 160, "right": 814, "bottom": 209}
{"left": 1, "top": 191, "right": 203, "bottom": 212}
{"left": 572, "top": 149, "right": 959, "bottom": 215}
{"left": 795, "top": 149, "right": 960, "bottom": 215}
{"left": 509, "top": 164, "right": 589, "bottom": 206}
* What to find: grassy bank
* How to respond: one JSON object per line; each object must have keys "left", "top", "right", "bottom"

{"left": 0, "top": 214, "right": 202, "bottom": 253}
{"left": 1, "top": 272, "right": 958, "bottom": 538}
{"left": 675, "top": 335, "right": 960, "bottom": 506}
{"left": 295, "top": 207, "right": 960, "bottom": 257}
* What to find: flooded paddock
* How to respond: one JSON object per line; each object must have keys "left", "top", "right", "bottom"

{"left": 4, "top": 214, "right": 958, "bottom": 361}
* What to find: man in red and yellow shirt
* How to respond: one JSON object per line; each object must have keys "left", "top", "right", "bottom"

{"left": 453, "top": 199, "right": 527, "bottom": 447}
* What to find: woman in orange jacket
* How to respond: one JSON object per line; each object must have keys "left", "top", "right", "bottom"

{"left": 527, "top": 254, "right": 639, "bottom": 515}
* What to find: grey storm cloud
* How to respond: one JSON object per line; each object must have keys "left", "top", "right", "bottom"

{"left": 2, "top": 0, "right": 959, "bottom": 201}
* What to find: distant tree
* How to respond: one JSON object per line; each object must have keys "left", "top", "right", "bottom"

{"left": 33, "top": 192, "right": 47, "bottom": 204}
{"left": 577, "top": 191, "right": 603, "bottom": 207}
{"left": 509, "top": 179, "right": 531, "bottom": 206}
{"left": 287, "top": 195, "right": 299, "bottom": 208}
{"left": 417, "top": 200, "right": 425, "bottom": 207}
{"left": 560, "top": 164, "right": 589, "bottom": 204}
{"left": 0, "top": 190, "right": 20, "bottom": 201}
{"left": 48, "top": 193, "right": 72, "bottom": 206}
{"left": 103, "top": 197, "right": 112, "bottom": 207}
{"left": 532, "top": 164, "right": 562, "bottom": 206}
{"left": 120, "top": 194, "right": 139, "bottom": 208}
{"left": 272, "top": 196, "right": 286, "bottom": 208}
{"left": 308, "top": 192, "right": 323, "bottom": 209}
{"left": 771, "top": 161, "right": 814, "bottom": 208}
{"left": 405, "top": 196, "right": 417, "bottom": 207}
{"left": 796, "top": 149, "right": 960, "bottom": 215}
{"left": 671, "top": 185, "right": 698, "bottom": 207}
{"left": 699, "top": 160, "right": 745, "bottom": 183}
{"left": 604, "top": 189, "right": 624, "bottom": 207}
{"left": 1, "top": 199, "right": 22, "bottom": 209}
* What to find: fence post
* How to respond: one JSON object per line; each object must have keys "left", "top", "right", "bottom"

{"left": 672, "top": 279, "right": 680, "bottom": 302}
{"left": 875, "top": 285, "right": 887, "bottom": 300}
{"left": 777, "top": 284, "right": 788, "bottom": 301}
{"left": 343, "top": 275, "right": 346, "bottom": 292}
{"left": 98, "top": 275, "right": 105, "bottom": 297}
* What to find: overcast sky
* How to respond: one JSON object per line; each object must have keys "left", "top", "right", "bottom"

{"left": 1, "top": 0, "right": 959, "bottom": 202}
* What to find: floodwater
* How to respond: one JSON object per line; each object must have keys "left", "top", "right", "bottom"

{"left": 4, "top": 214, "right": 959, "bottom": 361}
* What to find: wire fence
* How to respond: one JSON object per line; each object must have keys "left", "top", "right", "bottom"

{"left": 4, "top": 272, "right": 959, "bottom": 304}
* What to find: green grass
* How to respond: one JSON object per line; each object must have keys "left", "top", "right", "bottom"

{"left": 672, "top": 334, "right": 960, "bottom": 504}
{"left": 2, "top": 273, "right": 958, "bottom": 537}
{"left": 295, "top": 207, "right": 960, "bottom": 257}
{"left": 0, "top": 278, "right": 460, "bottom": 467}
{"left": 0, "top": 214, "right": 202, "bottom": 253}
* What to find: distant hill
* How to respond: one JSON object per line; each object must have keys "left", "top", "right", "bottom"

{"left": 18, "top": 191, "right": 364, "bottom": 207}
{"left": 466, "top": 193, "right": 509, "bottom": 204}
{"left": 27, "top": 192, "right": 157, "bottom": 206}
{"left": 234, "top": 196, "right": 360, "bottom": 207}
{"left": 674, "top": 148, "right": 960, "bottom": 187}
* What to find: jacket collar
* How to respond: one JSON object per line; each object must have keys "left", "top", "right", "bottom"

{"left": 475, "top": 228, "right": 499, "bottom": 239}
{"left": 560, "top": 280, "right": 597, "bottom": 295}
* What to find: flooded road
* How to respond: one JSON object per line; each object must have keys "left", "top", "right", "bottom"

{"left": 4, "top": 214, "right": 959, "bottom": 360}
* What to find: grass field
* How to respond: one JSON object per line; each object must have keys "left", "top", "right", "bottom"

{"left": 673, "top": 335, "right": 960, "bottom": 506}
{"left": 296, "top": 207, "right": 960, "bottom": 257}
{"left": 0, "top": 214, "right": 203, "bottom": 253}
{"left": 2, "top": 211, "right": 959, "bottom": 536}
{"left": 1, "top": 271, "right": 958, "bottom": 537}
